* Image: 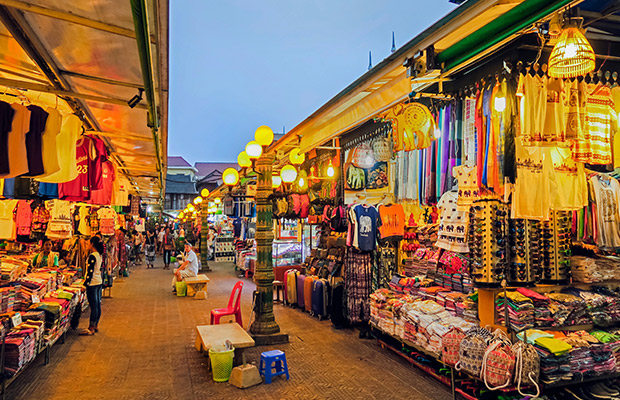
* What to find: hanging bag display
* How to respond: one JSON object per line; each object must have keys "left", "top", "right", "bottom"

{"left": 512, "top": 340, "right": 540, "bottom": 397}
{"left": 480, "top": 330, "right": 515, "bottom": 390}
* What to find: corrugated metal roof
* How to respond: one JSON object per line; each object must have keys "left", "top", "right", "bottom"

{"left": 165, "top": 173, "right": 197, "bottom": 194}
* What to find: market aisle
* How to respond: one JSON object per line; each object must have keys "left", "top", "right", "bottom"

{"left": 8, "top": 258, "right": 450, "bottom": 400}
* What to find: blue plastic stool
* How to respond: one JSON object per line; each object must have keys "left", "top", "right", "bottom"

{"left": 259, "top": 350, "right": 290, "bottom": 384}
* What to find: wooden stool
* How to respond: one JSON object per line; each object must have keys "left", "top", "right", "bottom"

{"left": 185, "top": 274, "right": 210, "bottom": 298}
{"left": 273, "top": 280, "right": 284, "bottom": 303}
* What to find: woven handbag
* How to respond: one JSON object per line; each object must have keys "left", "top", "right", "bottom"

{"left": 512, "top": 340, "right": 540, "bottom": 397}
{"left": 441, "top": 327, "right": 465, "bottom": 366}
{"left": 481, "top": 330, "right": 515, "bottom": 390}
{"left": 455, "top": 327, "right": 492, "bottom": 377}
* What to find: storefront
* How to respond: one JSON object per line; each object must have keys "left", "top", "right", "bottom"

{"left": 260, "top": 0, "right": 620, "bottom": 398}
{"left": 0, "top": 0, "right": 168, "bottom": 391}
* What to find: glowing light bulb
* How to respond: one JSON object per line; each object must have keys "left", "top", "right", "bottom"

{"left": 564, "top": 42, "right": 577, "bottom": 58}
{"left": 326, "top": 160, "right": 335, "bottom": 178}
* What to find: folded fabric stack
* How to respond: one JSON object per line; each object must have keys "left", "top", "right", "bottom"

{"left": 0, "top": 285, "right": 18, "bottom": 313}
{"left": 516, "top": 288, "right": 554, "bottom": 327}
{"left": 495, "top": 291, "right": 535, "bottom": 331}
{"left": 403, "top": 248, "right": 429, "bottom": 277}
{"left": 571, "top": 256, "right": 620, "bottom": 283}
{"left": 461, "top": 291, "right": 479, "bottom": 323}
{"left": 517, "top": 331, "right": 573, "bottom": 384}
{"left": 565, "top": 287, "right": 616, "bottom": 326}
{"left": 546, "top": 292, "right": 591, "bottom": 326}
{"left": 592, "top": 286, "right": 620, "bottom": 321}
{"left": 0, "top": 257, "right": 28, "bottom": 283}
{"left": 4, "top": 327, "right": 37, "bottom": 377}
{"left": 369, "top": 289, "right": 410, "bottom": 335}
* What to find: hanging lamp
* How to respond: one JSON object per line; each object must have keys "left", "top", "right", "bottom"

{"left": 548, "top": 18, "right": 595, "bottom": 78}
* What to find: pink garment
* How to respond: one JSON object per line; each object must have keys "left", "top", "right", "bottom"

{"left": 15, "top": 200, "right": 33, "bottom": 236}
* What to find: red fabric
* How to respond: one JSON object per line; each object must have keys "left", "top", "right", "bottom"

{"left": 88, "top": 135, "right": 108, "bottom": 191}
{"left": 90, "top": 161, "right": 115, "bottom": 205}
{"left": 59, "top": 136, "right": 92, "bottom": 201}
{"left": 475, "top": 89, "right": 484, "bottom": 190}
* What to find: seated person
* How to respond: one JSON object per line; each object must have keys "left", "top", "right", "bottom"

{"left": 58, "top": 250, "right": 72, "bottom": 267}
{"left": 171, "top": 241, "right": 199, "bottom": 292}
{"left": 32, "top": 238, "right": 59, "bottom": 270}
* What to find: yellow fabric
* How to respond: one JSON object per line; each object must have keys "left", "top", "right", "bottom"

{"left": 0, "top": 179, "right": 3, "bottom": 197}
{"left": 381, "top": 103, "right": 434, "bottom": 151}
{"left": 611, "top": 86, "right": 620, "bottom": 168}
{"left": 0, "top": 103, "right": 30, "bottom": 178}
{"left": 534, "top": 337, "right": 573, "bottom": 356}
{"left": 0, "top": 199, "right": 18, "bottom": 240}
{"left": 573, "top": 84, "right": 617, "bottom": 164}
{"left": 547, "top": 146, "right": 588, "bottom": 210}
{"left": 37, "top": 114, "right": 81, "bottom": 183}
{"left": 516, "top": 74, "right": 547, "bottom": 144}
{"left": 512, "top": 139, "right": 553, "bottom": 220}
{"left": 36, "top": 108, "right": 62, "bottom": 178}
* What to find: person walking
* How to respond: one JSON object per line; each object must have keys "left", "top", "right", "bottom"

{"left": 145, "top": 229, "right": 157, "bottom": 269}
{"left": 163, "top": 227, "right": 174, "bottom": 270}
{"left": 157, "top": 227, "right": 165, "bottom": 255}
{"left": 80, "top": 236, "right": 104, "bottom": 335}
{"left": 133, "top": 230, "right": 144, "bottom": 265}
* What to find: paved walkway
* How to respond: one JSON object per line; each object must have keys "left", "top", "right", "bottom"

{"left": 8, "top": 257, "right": 450, "bottom": 400}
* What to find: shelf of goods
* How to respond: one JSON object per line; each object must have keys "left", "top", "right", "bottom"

{"left": 0, "top": 255, "right": 86, "bottom": 396}
{"left": 214, "top": 236, "right": 235, "bottom": 263}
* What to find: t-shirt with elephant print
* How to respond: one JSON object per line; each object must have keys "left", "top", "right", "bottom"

{"left": 353, "top": 204, "right": 378, "bottom": 252}
{"left": 452, "top": 165, "right": 478, "bottom": 211}
{"left": 436, "top": 190, "right": 469, "bottom": 253}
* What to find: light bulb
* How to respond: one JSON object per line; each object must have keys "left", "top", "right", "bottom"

{"left": 298, "top": 177, "right": 306, "bottom": 188}
{"left": 326, "top": 161, "right": 335, "bottom": 178}
{"left": 564, "top": 42, "right": 577, "bottom": 58}
{"left": 272, "top": 174, "right": 282, "bottom": 189}
{"left": 201, "top": 188, "right": 210, "bottom": 197}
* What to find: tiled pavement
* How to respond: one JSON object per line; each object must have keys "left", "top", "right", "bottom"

{"left": 8, "top": 258, "right": 450, "bottom": 400}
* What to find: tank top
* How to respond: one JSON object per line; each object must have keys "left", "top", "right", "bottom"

{"left": 59, "top": 136, "right": 92, "bottom": 201}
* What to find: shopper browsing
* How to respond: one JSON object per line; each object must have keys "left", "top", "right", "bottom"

{"left": 133, "top": 230, "right": 144, "bottom": 265}
{"left": 58, "top": 250, "right": 72, "bottom": 267}
{"left": 32, "top": 238, "right": 59, "bottom": 270}
{"left": 163, "top": 227, "right": 174, "bottom": 270}
{"left": 145, "top": 229, "right": 157, "bottom": 269}
{"left": 80, "top": 236, "right": 104, "bottom": 336}
{"left": 157, "top": 227, "right": 165, "bottom": 254}
{"left": 171, "top": 241, "right": 199, "bottom": 292}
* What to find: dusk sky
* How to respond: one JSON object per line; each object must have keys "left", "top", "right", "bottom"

{"left": 168, "top": 1, "right": 457, "bottom": 164}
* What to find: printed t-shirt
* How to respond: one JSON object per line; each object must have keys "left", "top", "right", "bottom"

{"left": 0, "top": 199, "right": 18, "bottom": 239}
{"left": 3, "top": 104, "right": 30, "bottom": 178}
{"left": 436, "top": 190, "right": 469, "bottom": 253}
{"left": 77, "top": 205, "right": 91, "bottom": 236}
{"left": 15, "top": 200, "right": 33, "bottom": 236}
{"left": 0, "top": 101, "right": 16, "bottom": 175}
{"left": 13, "top": 177, "right": 39, "bottom": 199}
{"left": 452, "top": 165, "right": 478, "bottom": 211}
{"left": 88, "top": 135, "right": 108, "bottom": 191}
{"left": 590, "top": 175, "right": 620, "bottom": 249}
{"left": 111, "top": 178, "right": 129, "bottom": 206}
{"left": 573, "top": 84, "right": 617, "bottom": 164}
{"left": 354, "top": 204, "right": 378, "bottom": 252}
{"left": 45, "top": 199, "right": 73, "bottom": 239}
{"left": 90, "top": 161, "right": 115, "bottom": 205}
{"left": 377, "top": 203, "right": 405, "bottom": 241}
{"left": 546, "top": 147, "right": 587, "bottom": 210}
{"left": 31, "top": 204, "right": 50, "bottom": 233}
{"left": 463, "top": 98, "right": 477, "bottom": 166}
{"left": 543, "top": 78, "right": 566, "bottom": 143}
{"left": 37, "top": 108, "right": 62, "bottom": 177}
{"left": 24, "top": 105, "right": 48, "bottom": 176}
{"left": 516, "top": 74, "right": 547, "bottom": 143}
{"left": 512, "top": 140, "right": 552, "bottom": 220}
{"left": 59, "top": 136, "right": 92, "bottom": 201}
{"left": 37, "top": 114, "right": 80, "bottom": 183}
{"left": 97, "top": 207, "right": 117, "bottom": 236}
{"left": 563, "top": 79, "right": 587, "bottom": 142}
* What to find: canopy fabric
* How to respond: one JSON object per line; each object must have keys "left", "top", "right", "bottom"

{"left": 0, "top": 0, "right": 168, "bottom": 201}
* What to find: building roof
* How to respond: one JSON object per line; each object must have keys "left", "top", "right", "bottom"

{"left": 168, "top": 156, "right": 193, "bottom": 168}
{"left": 194, "top": 162, "right": 238, "bottom": 179}
{"left": 164, "top": 173, "right": 197, "bottom": 194}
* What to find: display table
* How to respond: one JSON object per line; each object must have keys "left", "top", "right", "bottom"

{"left": 194, "top": 323, "right": 255, "bottom": 366}
{"left": 185, "top": 274, "right": 210, "bottom": 298}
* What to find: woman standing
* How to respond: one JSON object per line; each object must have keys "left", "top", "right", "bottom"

{"left": 80, "top": 236, "right": 104, "bottom": 335}
{"left": 145, "top": 230, "right": 157, "bottom": 269}
{"left": 31, "top": 238, "right": 59, "bottom": 270}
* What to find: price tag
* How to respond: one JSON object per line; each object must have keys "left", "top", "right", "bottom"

{"left": 31, "top": 294, "right": 40, "bottom": 304}
{"left": 11, "top": 313, "right": 22, "bottom": 327}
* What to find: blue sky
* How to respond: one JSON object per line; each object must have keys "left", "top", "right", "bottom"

{"left": 168, "top": 1, "right": 457, "bottom": 164}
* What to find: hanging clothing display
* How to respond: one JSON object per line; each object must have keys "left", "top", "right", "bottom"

{"left": 513, "top": 140, "right": 553, "bottom": 220}
{"left": 23, "top": 105, "right": 48, "bottom": 177}
{"left": 15, "top": 200, "right": 33, "bottom": 237}
{"left": 452, "top": 165, "right": 478, "bottom": 211}
{"left": 88, "top": 135, "right": 108, "bottom": 191}
{"left": 377, "top": 203, "right": 405, "bottom": 242}
{"left": 37, "top": 108, "right": 62, "bottom": 178}
{"left": 59, "top": 136, "right": 92, "bottom": 201}
{"left": 37, "top": 114, "right": 80, "bottom": 183}
{"left": 45, "top": 199, "right": 73, "bottom": 239}
{"left": 589, "top": 174, "right": 620, "bottom": 249}
{"left": 77, "top": 205, "right": 91, "bottom": 236}
{"left": 97, "top": 207, "right": 117, "bottom": 236}
{"left": 351, "top": 204, "right": 378, "bottom": 252}
{"left": 3, "top": 103, "right": 30, "bottom": 178}
{"left": 436, "top": 190, "right": 469, "bottom": 253}
{"left": 344, "top": 248, "right": 372, "bottom": 324}
{"left": 547, "top": 147, "right": 588, "bottom": 210}
{"left": 90, "top": 161, "right": 115, "bottom": 205}
{"left": 0, "top": 199, "right": 18, "bottom": 239}
{"left": 0, "top": 101, "right": 16, "bottom": 176}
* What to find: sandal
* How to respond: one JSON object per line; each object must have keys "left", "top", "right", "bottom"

{"left": 79, "top": 328, "right": 94, "bottom": 336}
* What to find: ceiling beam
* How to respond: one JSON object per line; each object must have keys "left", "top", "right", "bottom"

{"left": 0, "top": 76, "right": 148, "bottom": 109}
{"left": 0, "top": 0, "right": 156, "bottom": 43}
{"left": 60, "top": 70, "right": 143, "bottom": 89}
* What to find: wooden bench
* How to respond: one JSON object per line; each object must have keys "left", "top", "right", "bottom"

{"left": 194, "top": 322, "right": 255, "bottom": 367}
{"left": 185, "top": 274, "right": 210, "bottom": 298}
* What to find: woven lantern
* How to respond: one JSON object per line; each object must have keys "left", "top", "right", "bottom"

{"left": 548, "top": 26, "right": 595, "bottom": 78}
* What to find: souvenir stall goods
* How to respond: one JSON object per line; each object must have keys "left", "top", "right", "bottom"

{"left": 468, "top": 200, "right": 509, "bottom": 286}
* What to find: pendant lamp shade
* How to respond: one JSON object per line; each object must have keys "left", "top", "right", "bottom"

{"left": 280, "top": 165, "right": 298, "bottom": 183}
{"left": 245, "top": 141, "right": 263, "bottom": 159}
{"left": 548, "top": 27, "right": 595, "bottom": 78}
{"left": 237, "top": 151, "right": 252, "bottom": 168}
{"left": 272, "top": 174, "right": 282, "bottom": 189}
{"left": 254, "top": 125, "right": 274, "bottom": 147}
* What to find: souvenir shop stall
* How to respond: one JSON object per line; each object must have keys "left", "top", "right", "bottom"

{"left": 273, "top": 1, "right": 620, "bottom": 398}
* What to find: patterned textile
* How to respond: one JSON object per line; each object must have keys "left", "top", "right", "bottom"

{"left": 344, "top": 248, "right": 373, "bottom": 324}
{"left": 573, "top": 84, "right": 617, "bottom": 164}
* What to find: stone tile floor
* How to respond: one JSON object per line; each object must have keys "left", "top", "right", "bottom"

{"left": 7, "top": 258, "right": 450, "bottom": 400}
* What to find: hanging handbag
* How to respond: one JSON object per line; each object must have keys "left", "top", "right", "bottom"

{"left": 512, "top": 340, "right": 540, "bottom": 397}
{"left": 480, "top": 330, "right": 516, "bottom": 390}
{"left": 441, "top": 327, "right": 465, "bottom": 367}
{"left": 455, "top": 327, "right": 492, "bottom": 377}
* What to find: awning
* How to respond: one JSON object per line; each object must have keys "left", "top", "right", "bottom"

{"left": 0, "top": 0, "right": 168, "bottom": 202}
